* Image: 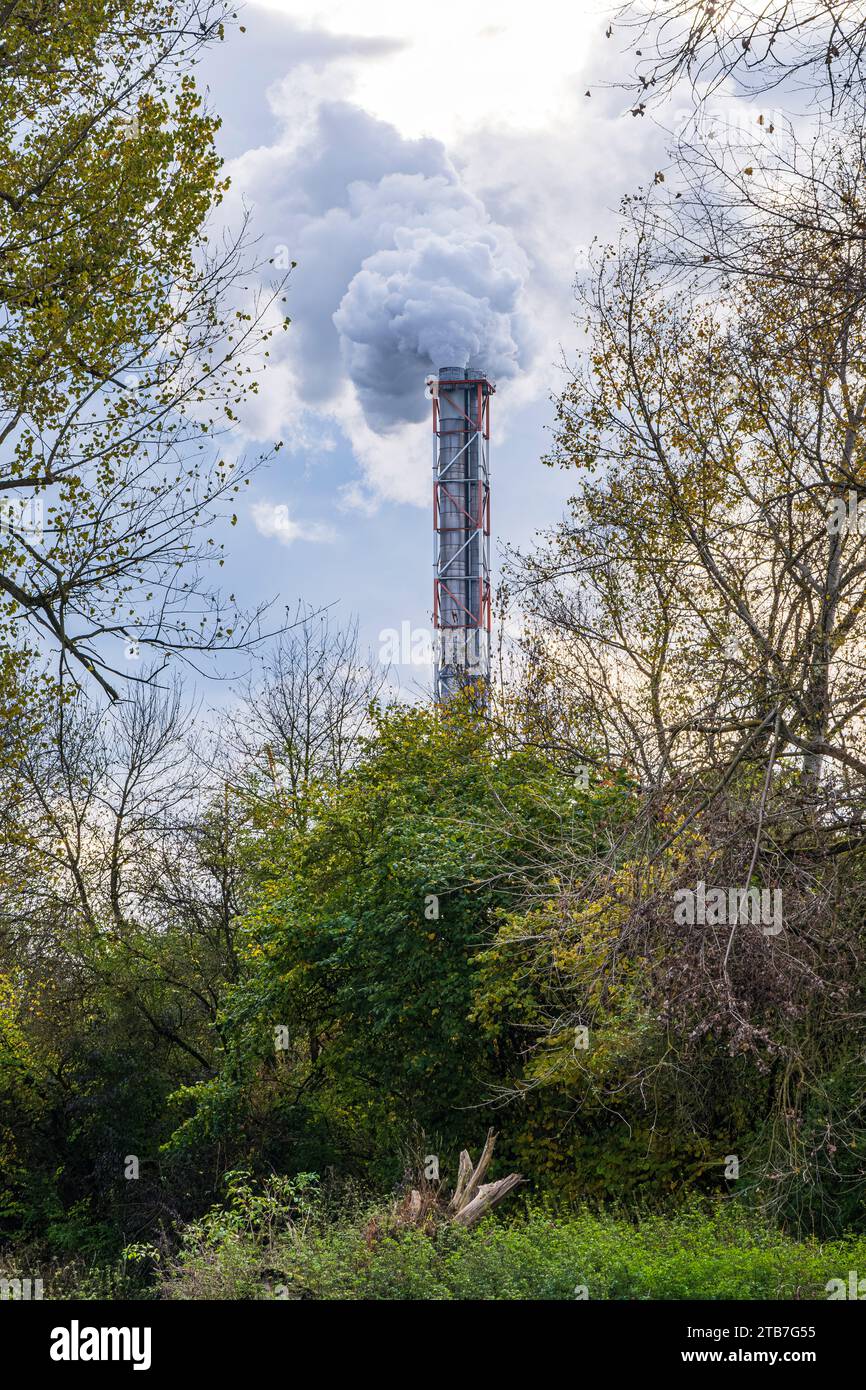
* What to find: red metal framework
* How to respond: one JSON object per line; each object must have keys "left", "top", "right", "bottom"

{"left": 429, "top": 366, "right": 494, "bottom": 703}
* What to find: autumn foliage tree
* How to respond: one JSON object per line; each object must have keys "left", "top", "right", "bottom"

{"left": 0, "top": 0, "right": 285, "bottom": 703}
{"left": 497, "top": 100, "right": 866, "bottom": 1225}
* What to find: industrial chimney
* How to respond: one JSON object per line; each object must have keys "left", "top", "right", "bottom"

{"left": 427, "top": 365, "right": 494, "bottom": 705}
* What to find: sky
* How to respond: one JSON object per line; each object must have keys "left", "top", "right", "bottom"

{"left": 194, "top": 0, "right": 670, "bottom": 698}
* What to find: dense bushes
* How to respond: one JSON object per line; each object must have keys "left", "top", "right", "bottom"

{"left": 166, "top": 703, "right": 626, "bottom": 1190}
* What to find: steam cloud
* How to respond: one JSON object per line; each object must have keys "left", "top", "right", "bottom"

{"left": 332, "top": 173, "right": 530, "bottom": 430}
{"left": 228, "top": 87, "right": 533, "bottom": 436}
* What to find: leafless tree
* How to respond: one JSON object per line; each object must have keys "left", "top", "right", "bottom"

{"left": 226, "top": 604, "right": 388, "bottom": 828}
{"left": 509, "top": 122, "right": 866, "bottom": 838}
{"left": 0, "top": 679, "right": 242, "bottom": 1073}
{"left": 612, "top": 0, "right": 866, "bottom": 112}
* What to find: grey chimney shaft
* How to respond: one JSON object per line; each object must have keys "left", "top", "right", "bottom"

{"left": 429, "top": 365, "right": 493, "bottom": 705}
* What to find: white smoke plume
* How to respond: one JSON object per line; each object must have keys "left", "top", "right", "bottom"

{"left": 223, "top": 68, "right": 534, "bottom": 479}
{"left": 331, "top": 172, "right": 530, "bottom": 430}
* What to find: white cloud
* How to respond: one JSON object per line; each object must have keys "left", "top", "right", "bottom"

{"left": 335, "top": 394, "right": 429, "bottom": 509}
{"left": 253, "top": 0, "right": 600, "bottom": 141}
{"left": 250, "top": 500, "right": 337, "bottom": 545}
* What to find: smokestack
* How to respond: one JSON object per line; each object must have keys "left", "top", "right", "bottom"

{"left": 428, "top": 365, "right": 494, "bottom": 705}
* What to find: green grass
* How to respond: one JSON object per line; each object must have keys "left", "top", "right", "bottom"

{"left": 154, "top": 1183, "right": 866, "bottom": 1301}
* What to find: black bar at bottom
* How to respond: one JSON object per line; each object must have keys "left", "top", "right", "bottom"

{"left": 5, "top": 1296, "right": 860, "bottom": 1376}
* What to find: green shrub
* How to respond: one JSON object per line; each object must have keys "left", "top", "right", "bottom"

{"left": 157, "top": 1176, "right": 866, "bottom": 1301}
